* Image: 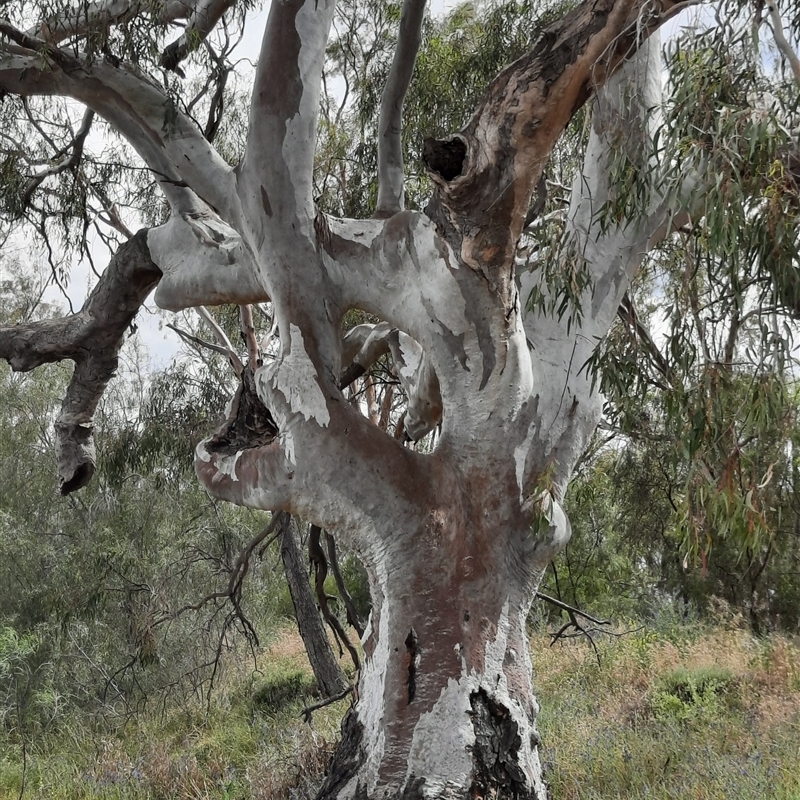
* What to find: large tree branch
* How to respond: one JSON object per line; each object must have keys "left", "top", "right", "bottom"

{"left": 518, "top": 36, "right": 668, "bottom": 501}
{"left": 766, "top": 0, "right": 800, "bottom": 89}
{"left": 0, "top": 34, "right": 237, "bottom": 219}
{"left": 238, "top": 0, "right": 336, "bottom": 233}
{"left": 147, "top": 192, "right": 267, "bottom": 310}
{"left": 0, "top": 231, "right": 161, "bottom": 493}
{"left": 423, "top": 0, "right": 696, "bottom": 297}
{"left": 374, "top": 0, "right": 426, "bottom": 218}
{"left": 30, "top": 0, "right": 192, "bottom": 45}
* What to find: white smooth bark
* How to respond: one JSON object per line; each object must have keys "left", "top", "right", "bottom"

{"left": 519, "top": 36, "right": 665, "bottom": 500}
{"left": 375, "top": 0, "right": 426, "bottom": 216}
{"left": 30, "top": 0, "right": 192, "bottom": 44}
{"left": 148, "top": 198, "right": 268, "bottom": 310}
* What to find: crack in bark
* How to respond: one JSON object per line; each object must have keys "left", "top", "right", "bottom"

{"left": 404, "top": 627, "right": 419, "bottom": 703}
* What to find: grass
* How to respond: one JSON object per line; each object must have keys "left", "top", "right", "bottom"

{"left": 0, "top": 629, "right": 346, "bottom": 800}
{"left": 533, "top": 619, "right": 800, "bottom": 799}
{"left": 1, "top": 619, "right": 799, "bottom": 799}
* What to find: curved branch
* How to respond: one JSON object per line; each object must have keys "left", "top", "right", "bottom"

{"left": 167, "top": 322, "right": 240, "bottom": 362}
{"left": 325, "top": 531, "right": 365, "bottom": 637}
{"left": 517, "top": 35, "right": 702, "bottom": 498}
{"left": 0, "top": 230, "right": 161, "bottom": 493}
{"left": 386, "top": 330, "right": 441, "bottom": 441}
{"left": 161, "top": 0, "right": 236, "bottom": 74}
{"left": 339, "top": 321, "right": 441, "bottom": 441}
{"left": 22, "top": 108, "right": 94, "bottom": 207}
{"left": 766, "top": 1, "right": 800, "bottom": 89}
{"left": 147, "top": 196, "right": 267, "bottom": 310}
{"left": 0, "top": 34, "right": 236, "bottom": 219}
{"left": 309, "top": 524, "right": 360, "bottom": 672}
{"left": 30, "top": 0, "right": 193, "bottom": 45}
{"left": 339, "top": 321, "right": 392, "bottom": 388}
{"left": 424, "top": 0, "right": 697, "bottom": 292}
{"left": 375, "top": 0, "right": 426, "bottom": 218}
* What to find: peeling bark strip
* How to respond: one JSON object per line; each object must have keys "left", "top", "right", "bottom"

{"left": 469, "top": 690, "right": 536, "bottom": 800}
{"left": 0, "top": 230, "right": 161, "bottom": 493}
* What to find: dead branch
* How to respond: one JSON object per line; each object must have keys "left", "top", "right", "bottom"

{"left": 169, "top": 515, "right": 282, "bottom": 648}
{"left": 22, "top": 108, "right": 95, "bottom": 207}
{"left": 196, "top": 306, "right": 245, "bottom": 375}
{"left": 309, "top": 525, "right": 360, "bottom": 672}
{"left": 0, "top": 230, "right": 161, "bottom": 493}
{"left": 301, "top": 684, "right": 354, "bottom": 723}
{"left": 166, "top": 322, "right": 240, "bottom": 363}
{"left": 325, "top": 532, "right": 365, "bottom": 638}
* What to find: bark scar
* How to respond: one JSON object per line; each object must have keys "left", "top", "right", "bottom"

{"left": 469, "top": 688, "right": 533, "bottom": 799}
{"left": 405, "top": 627, "right": 419, "bottom": 703}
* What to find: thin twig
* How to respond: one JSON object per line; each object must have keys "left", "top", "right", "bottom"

{"left": 167, "top": 323, "right": 242, "bottom": 361}
{"left": 301, "top": 684, "right": 354, "bottom": 723}
{"left": 535, "top": 591, "right": 610, "bottom": 627}
{"left": 22, "top": 108, "right": 95, "bottom": 207}
{"left": 195, "top": 306, "right": 244, "bottom": 375}
{"left": 325, "top": 532, "right": 365, "bottom": 638}
{"left": 170, "top": 515, "right": 280, "bottom": 620}
{"left": 309, "top": 525, "right": 361, "bottom": 671}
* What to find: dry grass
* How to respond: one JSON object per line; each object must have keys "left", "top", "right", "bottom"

{"left": 531, "top": 618, "right": 800, "bottom": 800}
{"left": 2, "top": 621, "right": 799, "bottom": 799}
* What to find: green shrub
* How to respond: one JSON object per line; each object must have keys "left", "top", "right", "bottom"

{"left": 649, "top": 665, "right": 737, "bottom": 722}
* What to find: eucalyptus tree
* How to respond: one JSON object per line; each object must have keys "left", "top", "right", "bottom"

{"left": 2, "top": 0, "right": 800, "bottom": 798}
{"left": 587, "top": 17, "right": 800, "bottom": 632}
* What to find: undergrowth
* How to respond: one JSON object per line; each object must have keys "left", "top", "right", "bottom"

{"left": 533, "top": 613, "right": 800, "bottom": 800}
{"left": 1, "top": 619, "right": 799, "bottom": 799}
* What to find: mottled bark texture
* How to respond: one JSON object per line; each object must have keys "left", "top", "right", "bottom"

{"left": 0, "top": 230, "right": 161, "bottom": 493}
{"left": 0, "top": 0, "right": 689, "bottom": 796}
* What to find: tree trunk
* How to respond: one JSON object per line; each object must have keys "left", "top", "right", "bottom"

{"left": 316, "top": 469, "right": 547, "bottom": 800}
{"left": 279, "top": 512, "right": 349, "bottom": 697}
